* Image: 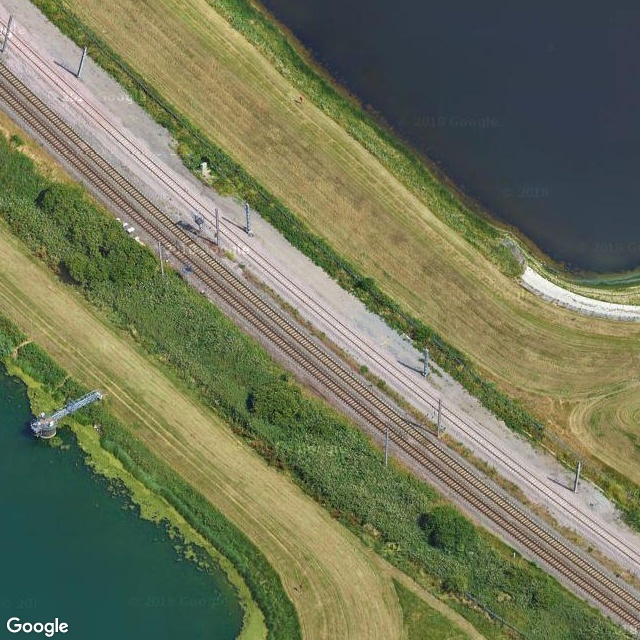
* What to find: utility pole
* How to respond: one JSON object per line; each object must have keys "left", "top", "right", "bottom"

{"left": 1, "top": 15, "right": 13, "bottom": 54}
{"left": 437, "top": 398, "right": 443, "bottom": 438}
{"left": 384, "top": 427, "right": 389, "bottom": 466}
{"left": 157, "top": 241, "right": 164, "bottom": 276}
{"left": 244, "top": 202, "right": 253, "bottom": 237}
{"left": 215, "top": 207, "right": 221, "bottom": 248}
{"left": 423, "top": 348, "right": 430, "bottom": 377}
{"left": 76, "top": 45, "right": 88, "bottom": 79}
{"left": 573, "top": 461, "right": 582, "bottom": 493}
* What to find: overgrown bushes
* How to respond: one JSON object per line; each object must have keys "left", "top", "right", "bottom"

{"left": 15, "top": 342, "right": 67, "bottom": 389}
{"left": 0, "top": 316, "right": 25, "bottom": 358}
{"left": 420, "top": 505, "right": 479, "bottom": 556}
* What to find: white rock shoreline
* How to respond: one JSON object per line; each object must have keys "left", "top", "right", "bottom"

{"left": 521, "top": 266, "right": 640, "bottom": 321}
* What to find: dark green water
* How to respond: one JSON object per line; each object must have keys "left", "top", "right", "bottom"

{"left": 0, "top": 370, "right": 243, "bottom": 639}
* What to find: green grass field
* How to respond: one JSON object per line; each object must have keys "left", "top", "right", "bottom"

{"left": 394, "top": 580, "right": 471, "bottom": 640}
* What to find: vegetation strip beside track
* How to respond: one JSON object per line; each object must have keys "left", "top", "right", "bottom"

{"left": 21, "top": 0, "right": 640, "bottom": 527}
{"left": 0, "top": 72, "right": 632, "bottom": 637}
{"left": 2, "top": 21, "right": 633, "bottom": 596}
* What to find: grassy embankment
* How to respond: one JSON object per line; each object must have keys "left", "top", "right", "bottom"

{"left": 394, "top": 580, "right": 471, "bottom": 640}
{"left": 0, "top": 129, "right": 629, "bottom": 639}
{"left": 28, "top": 0, "right": 640, "bottom": 526}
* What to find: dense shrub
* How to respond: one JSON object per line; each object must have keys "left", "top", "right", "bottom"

{"left": 37, "top": 184, "right": 157, "bottom": 287}
{"left": 248, "top": 378, "right": 305, "bottom": 430}
{"left": 0, "top": 316, "right": 25, "bottom": 358}
{"left": 420, "top": 505, "right": 478, "bottom": 556}
{"left": 440, "top": 562, "right": 469, "bottom": 595}
{"left": 15, "top": 342, "right": 66, "bottom": 389}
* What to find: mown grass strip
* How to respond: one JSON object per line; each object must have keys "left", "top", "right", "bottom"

{"left": 0, "top": 127, "right": 628, "bottom": 640}
{"left": 393, "top": 579, "right": 472, "bottom": 640}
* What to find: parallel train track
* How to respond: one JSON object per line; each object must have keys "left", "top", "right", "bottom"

{"left": 1, "top": 60, "right": 639, "bottom": 631}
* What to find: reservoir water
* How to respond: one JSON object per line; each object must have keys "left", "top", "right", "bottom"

{"left": 0, "top": 370, "right": 242, "bottom": 639}
{"left": 261, "top": 1, "right": 640, "bottom": 274}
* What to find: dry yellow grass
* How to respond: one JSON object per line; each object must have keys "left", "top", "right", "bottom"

{"left": 63, "top": 0, "right": 640, "bottom": 483}
{"left": 0, "top": 227, "right": 403, "bottom": 640}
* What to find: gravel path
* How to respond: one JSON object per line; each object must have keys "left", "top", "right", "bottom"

{"left": 2, "top": 0, "right": 639, "bottom": 590}
{"left": 522, "top": 266, "right": 640, "bottom": 321}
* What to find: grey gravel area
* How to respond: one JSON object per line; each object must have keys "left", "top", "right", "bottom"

{"left": 2, "top": 0, "right": 640, "bottom": 594}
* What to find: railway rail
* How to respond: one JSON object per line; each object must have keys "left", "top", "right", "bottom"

{"left": 5, "top": 22, "right": 640, "bottom": 582}
{"left": 1, "top": 59, "right": 639, "bottom": 631}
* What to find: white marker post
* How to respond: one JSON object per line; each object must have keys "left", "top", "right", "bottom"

{"left": 244, "top": 202, "right": 253, "bottom": 237}
{"left": 76, "top": 45, "right": 88, "bottom": 79}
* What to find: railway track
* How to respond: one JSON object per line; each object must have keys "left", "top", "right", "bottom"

{"left": 1, "top": 60, "right": 639, "bottom": 631}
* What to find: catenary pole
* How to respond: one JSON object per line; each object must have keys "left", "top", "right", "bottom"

{"left": 384, "top": 427, "right": 389, "bottom": 466}
{"left": 1, "top": 15, "right": 13, "bottom": 54}
{"left": 76, "top": 45, "right": 88, "bottom": 79}
{"left": 423, "top": 348, "right": 430, "bottom": 377}
{"left": 244, "top": 202, "right": 253, "bottom": 236}
{"left": 573, "top": 461, "right": 582, "bottom": 493}
{"left": 158, "top": 241, "right": 164, "bottom": 276}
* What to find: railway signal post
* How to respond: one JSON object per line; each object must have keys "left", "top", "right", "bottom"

{"left": 423, "top": 348, "right": 430, "bottom": 377}
{"left": 437, "top": 398, "right": 444, "bottom": 438}
{"left": 573, "top": 461, "right": 582, "bottom": 493}
{"left": 157, "top": 241, "right": 165, "bottom": 276}
{"left": 245, "top": 202, "right": 253, "bottom": 236}
{"left": 215, "top": 207, "right": 221, "bottom": 248}
{"left": 76, "top": 46, "right": 88, "bottom": 79}
{"left": 1, "top": 15, "right": 13, "bottom": 54}
{"left": 194, "top": 213, "right": 205, "bottom": 234}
